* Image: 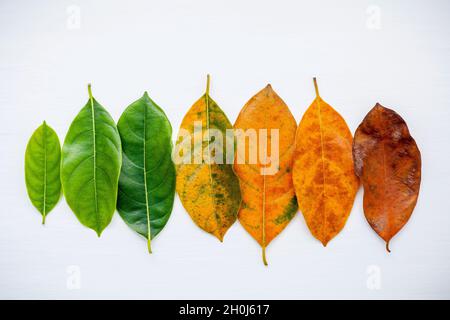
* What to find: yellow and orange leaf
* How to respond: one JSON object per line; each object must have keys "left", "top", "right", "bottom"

{"left": 292, "top": 78, "right": 359, "bottom": 246}
{"left": 234, "top": 85, "right": 298, "bottom": 265}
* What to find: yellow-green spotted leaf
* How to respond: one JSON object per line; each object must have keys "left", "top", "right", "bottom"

{"left": 175, "top": 76, "right": 241, "bottom": 241}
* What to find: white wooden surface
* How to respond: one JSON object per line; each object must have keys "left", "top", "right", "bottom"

{"left": 0, "top": 0, "right": 449, "bottom": 299}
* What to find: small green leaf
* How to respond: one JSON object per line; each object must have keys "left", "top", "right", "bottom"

{"left": 117, "top": 92, "right": 176, "bottom": 253}
{"left": 25, "top": 121, "right": 61, "bottom": 224}
{"left": 61, "top": 85, "right": 122, "bottom": 236}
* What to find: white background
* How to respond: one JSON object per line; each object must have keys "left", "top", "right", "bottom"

{"left": 0, "top": 0, "right": 449, "bottom": 299}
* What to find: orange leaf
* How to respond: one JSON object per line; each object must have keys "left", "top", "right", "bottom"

{"left": 234, "top": 85, "right": 298, "bottom": 265}
{"left": 353, "top": 103, "right": 421, "bottom": 252}
{"left": 292, "top": 78, "right": 359, "bottom": 246}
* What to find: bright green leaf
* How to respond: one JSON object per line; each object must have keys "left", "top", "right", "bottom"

{"left": 61, "top": 85, "right": 122, "bottom": 236}
{"left": 25, "top": 121, "right": 61, "bottom": 224}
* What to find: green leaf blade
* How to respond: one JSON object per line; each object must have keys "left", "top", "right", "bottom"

{"left": 61, "top": 91, "right": 122, "bottom": 236}
{"left": 25, "top": 121, "right": 61, "bottom": 223}
{"left": 117, "top": 93, "right": 176, "bottom": 252}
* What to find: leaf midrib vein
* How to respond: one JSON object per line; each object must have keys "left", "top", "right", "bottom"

{"left": 317, "top": 97, "right": 328, "bottom": 243}
{"left": 205, "top": 94, "right": 219, "bottom": 231}
{"left": 43, "top": 123, "right": 47, "bottom": 219}
{"left": 378, "top": 110, "right": 388, "bottom": 237}
{"left": 143, "top": 105, "right": 152, "bottom": 248}
{"left": 262, "top": 102, "right": 267, "bottom": 255}
{"left": 90, "top": 96, "right": 100, "bottom": 232}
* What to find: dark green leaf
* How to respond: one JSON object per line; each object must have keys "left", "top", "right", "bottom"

{"left": 117, "top": 92, "right": 176, "bottom": 253}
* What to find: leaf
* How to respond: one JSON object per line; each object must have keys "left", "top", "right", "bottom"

{"left": 353, "top": 103, "right": 421, "bottom": 252}
{"left": 116, "top": 92, "right": 176, "bottom": 253}
{"left": 61, "top": 84, "right": 122, "bottom": 236}
{"left": 234, "top": 84, "right": 298, "bottom": 265}
{"left": 175, "top": 75, "right": 241, "bottom": 241}
{"left": 292, "top": 78, "right": 359, "bottom": 246}
{"left": 25, "top": 121, "right": 61, "bottom": 224}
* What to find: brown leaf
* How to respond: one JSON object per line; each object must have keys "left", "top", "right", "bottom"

{"left": 293, "top": 78, "right": 359, "bottom": 246}
{"left": 353, "top": 103, "right": 421, "bottom": 252}
{"left": 234, "top": 85, "right": 298, "bottom": 265}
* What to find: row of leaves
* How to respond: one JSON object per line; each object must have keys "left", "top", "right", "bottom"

{"left": 25, "top": 77, "right": 421, "bottom": 265}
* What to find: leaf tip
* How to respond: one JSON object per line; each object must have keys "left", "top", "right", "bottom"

{"left": 214, "top": 230, "right": 225, "bottom": 242}
{"left": 373, "top": 102, "right": 385, "bottom": 111}
{"left": 262, "top": 84, "right": 274, "bottom": 97}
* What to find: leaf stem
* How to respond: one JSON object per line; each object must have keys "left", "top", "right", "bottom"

{"left": 206, "top": 74, "right": 210, "bottom": 96}
{"left": 386, "top": 241, "right": 391, "bottom": 253}
{"left": 88, "top": 83, "right": 93, "bottom": 100}
{"left": 313, "top": 77, "right": 320, "bottom": 97}
{"left": 147, "top": 238, "right": 152, "bottom": 254}
{"left": 262, "top": 246, "right": 268, "bottom": 266}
